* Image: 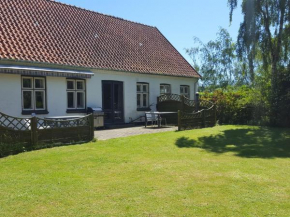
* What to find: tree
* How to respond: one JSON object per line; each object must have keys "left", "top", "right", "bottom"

{"left": 228, "top": 0, "right": 290, "bottom": 126}
{"left": 186, "top": 28, "right": 250, "bottom": 91}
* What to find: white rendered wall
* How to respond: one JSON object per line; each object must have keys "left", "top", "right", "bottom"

{"left": 0, "top": 74, "right": 22, "bottom": 116}
{"left": 88, "top": 70, "right": 198, "bottom": 123}
{"left": 46, "top": 76, "right": 67, "bottom": 116}
{"left": 0, "top": 71, "right": 198, "bottom": 122}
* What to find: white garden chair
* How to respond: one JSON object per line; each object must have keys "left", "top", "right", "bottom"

{"left": 145, "top": 112, "right": 158, "bottom": 127}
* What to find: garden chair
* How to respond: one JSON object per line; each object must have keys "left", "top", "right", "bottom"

{"left": 145, "top": 112, "right": 158, "bottom": 127}
{"left": 160, "top": 115, "right": 167, "bottom": 126}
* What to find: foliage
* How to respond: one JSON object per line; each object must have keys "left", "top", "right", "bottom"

{"left": 271, "top": 68, "right": 290, "bottom": 127}
{"left": 190, "top": 1, "right": 290, "bottom": 127}
{"left": 200, "top": 86, "right": 269, "bottom": 125}
{"left": 0, "top": 142, "right": 27, "bottom": 157}
{"left": 0, "top": 132, "right": 27, "bottom": 157}
{"left": 186, "top": 28, "right": 251, "bottom": 91}
{"left": 228, "top": 0, "right": 290, "bottom": 126}
{"left": 0, "top": 129, "right": 94, "bottom": 158}
{"left": 228, "top": 0, "right": 290, "bottom": 73}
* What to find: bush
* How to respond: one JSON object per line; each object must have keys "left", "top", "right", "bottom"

{"left": 270, "top": 70, "right": 290, "bottom": 127}
{"left": 200, "top": 86, "right": 269, "bottom": 125}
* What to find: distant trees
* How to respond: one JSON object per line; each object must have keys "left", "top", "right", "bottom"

{"left": 186, "top": 28, "right": 251, "bottom": 91}
{"left": 228, "top": 0, "right": 290, "bottom": 126}
{"left": 187, "top": 1, "right": 290, "bottom": 127}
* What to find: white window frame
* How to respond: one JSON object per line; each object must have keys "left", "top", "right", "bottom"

{"left": 67, "top": 79, "right": 86, "bottom": 110}
{"left": 180, "top": 85, "right": 190, "bottom": 99}
{"left": 160, "top": 84, "right": 171, "bottom": 95}
{"left": 137, "top": 83, "right": 149, "bottom": 108}
{"left": 22, "top": 77, "right": 46, "bottom": 111}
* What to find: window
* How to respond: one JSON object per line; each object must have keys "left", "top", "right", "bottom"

{"left": 22, "top": 77, "right": 47, "bottom": 113}
{"left": 137, "top": 83, "right": 149, "bottom": 109}
{"left": 67, "top": 79, "right": 86, "bottom": 111}
{"left": 180, "top": 85, "right": 190, "bottom": 98}
{"left": 160, "top": 84, "right": 171, "bottom": 95}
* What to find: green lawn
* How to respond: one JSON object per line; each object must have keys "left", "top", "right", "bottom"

{"left": 0, "top": 125, "right": 290, "bottom": 216}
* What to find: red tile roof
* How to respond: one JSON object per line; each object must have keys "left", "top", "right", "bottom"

{"left": 0, "top": 0, "right": 200, "bottom": 78}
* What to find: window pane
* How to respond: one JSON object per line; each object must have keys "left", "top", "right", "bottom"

{"left": 137, "top": 94, "right": 141, "bottom": 107}
{"left": 76, "top": 81, "right": 84, "bottom": 90}
{"left": 143, "top": 94, "right": 147, "bottom": 107}
{"left": 77, "top": 92, "right": 85, "bottom": 108}
{"left": 35, "top": 91, "right": 45, "bottom": 109}
{"left": 137, "top": 84, "right": 141, "bottom": 92}
{"left": 23, "top": 91, "right": 33, "bottom": 109}
{"left": 165, "top": 85, "right": 170, "bottom": 93}
{"left": 35, "top": 78, "right": 44, "bottom": 89}
{"left": 143, "top": 85, "right": 147, "bottom": 92}
{"left": 67, "top": 80, "right": 74, "bottom": 90}
{"left": 23, "top": 78, "right": 32, "bottom": 88}
{"left": 160, "top": 85, "right": 164, "bottom": 94}
{"left": 67, "top": 92, "right": 74, "bottom": 108}
{"left": 180, "top": 87, "right": 183, "bottom": 94}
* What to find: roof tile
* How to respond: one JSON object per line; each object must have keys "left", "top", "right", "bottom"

{"left": 0, "top": 0, "right": 200, "bottom": 78}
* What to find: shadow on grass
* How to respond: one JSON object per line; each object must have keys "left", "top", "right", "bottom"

{"left": 175, "top": 127, "right": 290, "bottom": 158}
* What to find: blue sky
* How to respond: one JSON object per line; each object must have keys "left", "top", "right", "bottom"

{"left": 58, "top": 0, "right": 243, "bottom": 63}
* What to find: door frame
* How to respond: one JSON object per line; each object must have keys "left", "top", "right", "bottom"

{"left": 102, "top": 80, "right": 124, "bottom": 124}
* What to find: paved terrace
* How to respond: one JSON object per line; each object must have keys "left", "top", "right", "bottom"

{"left": 95, "top": 126, "right": 177, "bottom": 140}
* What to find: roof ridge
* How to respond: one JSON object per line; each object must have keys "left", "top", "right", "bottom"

{"left": 47, "top": 0, "right": 156, "bottom": 29}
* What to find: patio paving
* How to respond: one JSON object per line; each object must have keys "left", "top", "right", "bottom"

{"left": 94, "top": 126, "right": 177, "bottom": 140}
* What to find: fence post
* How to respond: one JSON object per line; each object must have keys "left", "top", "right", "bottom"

{"left": 90, "top": 114, "right": 95, "bottom": 140}
{"left": 156, "top": 96, "right": 159, "bottom": 111}
{"left": 178, "top": 110, "right": 181, "bottom": 131}
{"left": 181, "top": 95, "right": 185, "bottom": 112}
{"left": 31, "top": 117, "right": 38, "bottom": 147}
{"left": 195, "top": 92, "right": 200, "bottom": 112}
{"left": 202, "top": 110, "right": 206, "bottom": 128}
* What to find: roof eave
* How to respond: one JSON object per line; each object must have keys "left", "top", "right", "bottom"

{"left": 0, "top": 58, "right": 201, "bottom": 79}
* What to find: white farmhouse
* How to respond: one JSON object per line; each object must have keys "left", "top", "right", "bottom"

{"left": 0, "top": 0, "right": 200, "bottom": 125}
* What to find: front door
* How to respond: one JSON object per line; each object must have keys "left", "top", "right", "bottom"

{"left": 102, "top": 81, "right": 124, "bottom": 124}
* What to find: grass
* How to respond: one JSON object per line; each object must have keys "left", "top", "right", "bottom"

{"left": 0, "top": 125, "right": 290, "bottom": 216}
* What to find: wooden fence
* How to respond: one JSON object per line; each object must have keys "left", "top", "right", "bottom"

{"left": 178, "top": 106, "right": 216, "bottom": 131}
{"left": 157, "top": 94, "right": 213, "bottom": 113}
{"left": 0, "top": 111, "right": 94, "bottom": 157}
{"left": 156, "top": 94, "right": 216, "bottom": 130}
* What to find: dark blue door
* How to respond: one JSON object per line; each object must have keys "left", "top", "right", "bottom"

{"left": 102, "top": 81, "right": 124, "bottom": 124}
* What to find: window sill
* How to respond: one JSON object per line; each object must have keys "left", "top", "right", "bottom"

{"left": 66, "top": 109, "right": 87, "bottom": 114}
{"left": 137, "top": 107, "right": 151, "bottom": 111}
{"left": 22, "top": 110, "right": 49, "bottom": 115}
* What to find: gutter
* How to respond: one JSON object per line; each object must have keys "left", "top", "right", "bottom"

{"left": 0, "top": 58, "right": 200, "bottom": 79}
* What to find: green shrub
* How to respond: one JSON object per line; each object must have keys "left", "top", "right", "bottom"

{"left": 0, "top": 142, "right": 27, "bottom": 157}
{"left": 200, "top": 86, "right": 269, "bottom": 125}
